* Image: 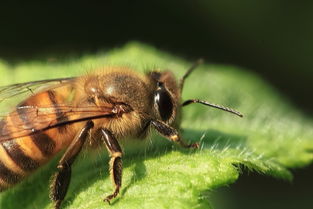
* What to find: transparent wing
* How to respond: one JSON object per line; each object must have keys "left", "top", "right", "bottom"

{"left": 0, "top": 104, "right": 116, "bottom": 142}
{"left": 0, "top": 77, "right": 75, "bottom": 103}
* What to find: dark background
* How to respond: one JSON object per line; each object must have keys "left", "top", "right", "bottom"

{"left": 1, "top": 1, "right": 312, "bottom": 208}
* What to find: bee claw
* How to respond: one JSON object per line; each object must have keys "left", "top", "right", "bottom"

{"left": 190, "top": 143, "right": 200, "bottom": 149}
{"left": 104, "top": 196, "right": 112, "bottom": 205}
{"left": 104, "top": 188, "right": 120, "bottom": 205}
{"left": 104, "top": 199, "right": 111, "bottom": 205}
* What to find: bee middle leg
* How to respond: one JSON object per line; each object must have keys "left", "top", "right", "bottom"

{"left": 151, "top": 120, "right": 199, "bottom": 149}
{"left": 101, "top": 128, "right": 123, "bottom": 204}
{"left": 50, "top": 121, "right": 94, "bottom": 209}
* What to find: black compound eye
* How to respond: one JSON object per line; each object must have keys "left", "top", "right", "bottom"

{"left": 154, "top": 83, "right": 173, "bottom": 121}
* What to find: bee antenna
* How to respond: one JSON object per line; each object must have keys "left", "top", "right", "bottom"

{"left": 182, "top": 99, "right": 243, "bottom": 117}
{"left": 180, "top": 59, "right": 204, "bottom": 92}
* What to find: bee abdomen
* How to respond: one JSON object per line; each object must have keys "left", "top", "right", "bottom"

{"left": 0, "top": 90, "right": 70, "bottom": 191}
{"left": 0, "top": 160, "right": 23, "bottom": 191}
{"left": 0, "top": 128, "right": 63, "bottom": 191}
{"left": 0, "top": 138, "right": 40, "bottom": 191}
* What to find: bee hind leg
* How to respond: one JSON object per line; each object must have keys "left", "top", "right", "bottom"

{"left": 101, "top": 128, "right": 123, "bottom": 204}
{"left": 50, "top": 121, "right": 94, "bottom": 209}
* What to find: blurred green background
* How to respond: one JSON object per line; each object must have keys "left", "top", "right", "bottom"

{"left": 1, "top": 1, "right": 312, "bottom": 209}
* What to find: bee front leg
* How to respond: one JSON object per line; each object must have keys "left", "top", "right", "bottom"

{"left": 151, "top": 120, "right": 199, "bottom": 149}
{"left": 101, "top": 128, "right": 123, "bottom": 204}
{"left": 50, "top": 121, "right": 94, "bottom": 209}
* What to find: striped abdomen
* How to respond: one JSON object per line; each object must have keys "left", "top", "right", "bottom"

{"left": 0, "top": 90, "right": 76, "bottom": 191}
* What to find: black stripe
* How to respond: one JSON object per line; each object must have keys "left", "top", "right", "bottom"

{"left": 2, "top": 140, "right": 39, "bottom": 172}
{"left": 0, "top": 119, "right": 11, "bottom": 143}
{"left": 0, "top": 120, "right": 23, "bottom": 186}
{"left": 0, "top": 158, "right": 23, "bottom": 185}
{"left": 47, "top": 90, "right": 68, "bottom": 133}
{"left": 0, "top": 119, "right": 4, "bottom": 130}
{"left": 0, "top": 119, "right": 6, "bottom": 137}
{"left": 32, "top": 132, "right": 55, "bottom": 156}
{"left": 16, "top": 100, "right": 56, "bottom": 156}
{"left": 16, "top": 101, "right": 29, "bottom": 124}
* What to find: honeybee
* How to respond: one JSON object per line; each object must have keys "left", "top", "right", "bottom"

{"left": 0, "top": 60, "right": 242, "bottom": 209}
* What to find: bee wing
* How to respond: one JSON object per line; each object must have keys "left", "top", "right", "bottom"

{"left": 0, "top": 77, "right": 75, "bottom": 104}
{"left": 0, "top": 104, "right": 116, "bottom": 142}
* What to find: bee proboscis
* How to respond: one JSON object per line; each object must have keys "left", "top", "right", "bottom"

{"left": 0, "top": 60, "right": 242, "bottom": 208}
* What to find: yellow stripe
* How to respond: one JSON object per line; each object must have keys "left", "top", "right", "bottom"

{"left": 15, "top": 137, "right": 45, "bottom": 162}
{"left": 0, "top": 145, "right": 26, "bottom": 175}
{"left": 6, "top": 114, "right": 45, "bottom": 163}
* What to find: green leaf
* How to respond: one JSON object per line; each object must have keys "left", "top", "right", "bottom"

{"left": 0, "top": 42, "right": 312, "bottom": 209}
